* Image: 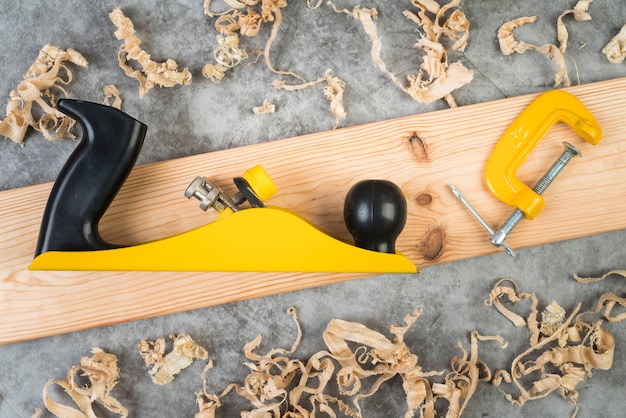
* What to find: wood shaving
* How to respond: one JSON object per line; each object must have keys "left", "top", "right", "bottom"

{"left": 253, "top": 99, "right": 276, "bottom": 114}
{"left": 109, "top": 7, "right": 192, "bottom": 97}
{"left": 328, "top": 0, "right": 472, "bottom": 107}
{"left": 202, "top": 0, "right": 304, "bottom": 83}
{"left": 485, "top": 278, "right": 542, "bottom": 346}
{"left": 195, "top": 306, "right": 500, "bottom": 417}
{"left": 497, "top": 0, "right": 594, "bottom": 88}
{"left": 602, "top": 24, "right": 626, "bottom": 64}
{"left": 401, "top": 0, "right": 473, "bottom": 107}
{"left": 195, "top": 306, "right": 303, "bottom": 417}
{"left": 202, "top": 30, "right": 249, "bottom": 82}
{"left": 32, "top": 348, "right": 128, "bottom": 418}
{"left": 103, "top": 84, "right": 122, "bottom": 109}
{"left": 572, "top": 270, "right": 626, "bottom": 323}
{"left": 0, "top": 44, "right": 88, "bottom": 145}
{"left": 556, "top": 0, "right": 593, "bottom": 54}
{"left": 203, "top": 1, "right": 346, "bottom": 125}
{"left": 273, "top": 69, "right": 346, "bottom": 128}
{"left": 573, "top": 269, "right": 626, "bottom": 284}
{"left": 306, "top": 0, "right": 323, "bottom": 9}
{"left": 486, "top": 278, "right": 624, "bottom": 413}
{"left": 329, "top": 3, "right": 403, "bottom": 90}
{"left": 138, "top": 334, "right": 208, "bottom": 385}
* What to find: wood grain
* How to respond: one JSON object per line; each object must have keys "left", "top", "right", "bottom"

{"left": 2, "top": 77, "right": 626, "bottom": 344}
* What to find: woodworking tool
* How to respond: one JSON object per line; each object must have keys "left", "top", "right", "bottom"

{"left": 450, "top": 90, "right": 602, "bottom": 256}
{"left": 29, "top": 99, "right": 416, "bottom": 273}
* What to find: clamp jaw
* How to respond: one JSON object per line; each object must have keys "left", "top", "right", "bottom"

{"left": 484, "top": 90, "right": 602, "bottom": 220}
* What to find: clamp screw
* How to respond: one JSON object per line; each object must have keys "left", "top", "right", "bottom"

{"left": 490, "top": 142, "right": 581, "bottom": 250}
{"left": 450, "top": 142, "right": 581, "bottom": 257}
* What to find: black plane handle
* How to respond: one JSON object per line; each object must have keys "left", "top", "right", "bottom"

{"left": 34, "top": 99, "right": 147, "bottom": 256}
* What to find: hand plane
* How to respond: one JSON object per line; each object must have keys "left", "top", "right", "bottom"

{"left": 29, "top": 99, "right": 416, "bottom": 273}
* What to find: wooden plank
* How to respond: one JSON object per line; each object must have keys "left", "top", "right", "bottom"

{"left": 1, "top": 77, "right": 625, "bottom": 344}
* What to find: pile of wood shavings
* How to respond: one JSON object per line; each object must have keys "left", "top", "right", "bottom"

{"left": 32, "top": 348, "right": 128, "bottom": 418}
{"left": 195, "top": 306, "right": 502, "bottom": 418}
{"left": 0, "top": 45, "right": 88, "bottom": 145}
{"left": 497, "top": 0, "right": 594, "bottom": 87}
{"left": 203, "top": 0, "right": 348, "bottom": 127}
{"left": 329, "top": 0, "right": 473, "bottom": 108}
{"left": 202, "top": 0, "right": 299, "bottom": 82}
{"left": 328, "top": 0, "right": 473, "bottom": 107}
{"left": 109, "top": 7, "right": 192, "bottom": 97}
{"left": 485, "top": 277, "right": 626, "bottom": 416}
{"left": 138, "top": 334, "right": 209, "bottom": 385}
{"left": 402, "top": 0, "right": 473, "bottom": 107}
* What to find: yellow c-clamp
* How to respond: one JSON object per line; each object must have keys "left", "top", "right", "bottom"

{"left": 450, "top": 90, "right": 602, "bottom": 256}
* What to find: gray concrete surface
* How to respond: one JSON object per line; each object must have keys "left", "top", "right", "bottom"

{"left": 1, "top": 1, "right": 625, "bottom": 417}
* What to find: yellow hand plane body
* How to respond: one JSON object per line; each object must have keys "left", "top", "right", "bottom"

{"left": 29, "top": 99, "right": 416, "bottom": 273}
{"left": 30, "top": 206, "right": 416, "bottom": 272}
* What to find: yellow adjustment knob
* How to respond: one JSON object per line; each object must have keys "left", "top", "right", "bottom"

{"left": 244, "top": 165, "right": 277, "bottom": 201}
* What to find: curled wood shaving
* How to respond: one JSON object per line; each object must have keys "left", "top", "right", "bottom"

{"left": 498, "top": 17, "right": 570, "bottom": 87}
{"left": 578, "top": 293, "right": 626, "bottom": 324}
{"left": 306, "top": 0, "right": 323, "bottom": 9}
{"left": 573, "top": 270, "right": 626, "bottom": 323}
{"left": 195, "top": 306, "right": 499, "bottom": 417}
{"left": 203, "top": 0, "right": 304, "bottom": 83}
{"left": 139, "top": 334, "right": 208, "bottom": 385}
{"left": 103, "top": 84, "right": 122, "bottom": 109}
{"left": 203, "top": 1, "right": 343, "bottom": 125}
{"left": 273, "top": 69, "right": 346, "bottom": 128}
{"left": 497, "top": 0, "right": 594, "bottom": 88}
{"left": 498, "top": 16, "right": 538, "bottom": 56}
{"left": 556, "top": 0, "right": 593, "bottom": 54}
{"left": 401, "top": 0, "right": 473, "bottom": 107}
{"left": 195, "top": 306, "right": 303, "bottom": 417}
{"left": 329, "top": 3, "right": 403, "bottom": 90}
{"left": 202, "top": 33, "right": 248, "bottom": 82}
{"left": 261, "top": 0, "right": 304, "bottom": 81}
{"left": 486, "top": 279, "right": 623, "bottom": 412}
{"left": 602, "top": 24, "right": 626, "bottom": 64}
{"left": 539, "top": 301, "right": 569, "bottom": 347}
{"left": 437, "top": 332, "right": 506, "bottom": 417}
{"left": 253, "top": 99, "right": 276, "bottom": 114}
{"left": 330, "top": 0, "right": 472, "bottom": 107}
{"left": 109, "top": 8, "right": 192, "bottom": 97}
{"left": 323, "top": 310, "right": 501, "bottom": 418}
{"left": 33, "top": 348, "right": 128, "bottom": 418}
{"left": 485, "top": 278, "right": 541, "bottom": 346}
{"left": 0, "top": 45, "right": 88, "bottom": 145}
{"left": 573, "top": 269, "right": 626, "bottom": 284}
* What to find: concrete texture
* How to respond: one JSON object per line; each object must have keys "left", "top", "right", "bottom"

{"left": 1, "top": 1, "right": 625, "bottom": 417}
